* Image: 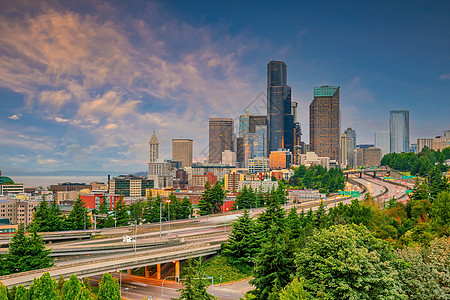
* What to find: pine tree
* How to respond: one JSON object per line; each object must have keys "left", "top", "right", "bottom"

{"left": 62, "top": 274, "right": 83, "bottom": 300}
{"left": 7, "top": 285, "right": 16, "bottom": 300}
{"left": 114, "top": 196, "right": 130, "bottom": 227}
{"left": 97, "top": 273, "right": 121, "bottom": 300}
{"left": 28, "top": 273, "right": 58, "bottom": 300}
{"left": 13, "top": 285, "right": 28, "bottom": 300}
{"left": 49, "top": 200, "right": 64, "bottom": 231}
{"left": 30, "top": 197, "right": 63, "bottom": 232}
{"left": 57, "top": 275, "right": 65, "bottom": 297}
{"left": 74, "top": 287, "right": 93, "bottom": 300}
{"left": 7, "top": 223, "right": 53, "bottom": 274}
{"left": 65, "top": 197, "right": 92, "bottom": 230}
{"left": 222, "top": 209, "right": 259, "bottom": 266}
{"left": 0, "top": 283, "right": 8, "bottom": 300}
{"left": 198, "top": 182, "right": 214, "bottom": 216}
{"left": 143, "top": 195, "right": 163, "bottom": 223}
{"left": 174, "top": 258, "right": 216, "bottom": 300}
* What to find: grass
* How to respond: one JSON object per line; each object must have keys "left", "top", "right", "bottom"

{"left": 181, "top": 255, "right": 252, "bottom": 284}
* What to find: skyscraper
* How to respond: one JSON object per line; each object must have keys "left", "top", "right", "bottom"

{"left": 309, "top": 86, "right": 340, "bottom": 161}
{"left": 149, "top": 131, "right": 159, "bottom": 163}
{"left": 375, "top": 131, "right": 390, "bottom": 158}
{"left": 244, "top": 125, "right": 267, "bottom": 167}
{"left": 172, "top": 139, "right": 193, "bottom": 168}
{"left": 267, "top": 61, "right": 294, "bottom": 153}
{"left": 390, "top": 110, "right": 410, "bottom": 153}
{"left": 344, "top": 128, "right": 356, "bottom": 150}
{"left": 209, "top": 118, "right": 234, "bottom": 163}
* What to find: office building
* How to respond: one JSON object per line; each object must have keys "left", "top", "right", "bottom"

{"left": 0, "top": 198, "right": 39, "bottom": 226}
{"left": 390, "top": 110, "right": 410, "bottom": 153}
{"left": 248, "top": 157, "right": 270, "bottom": 174}
{"left": 238, "top": 179, "right": 278, "bottom": 193}
{"left": 109, "top": 175, "right": 154, "bottom": 198}
{"left": 172, "top": 139, "right": 193, "bottom": 168}
{"left": 209, "top": 118, "right": 234, "bottom": 164}
{"left": 344, "top": 128, "right": 356, "bottom": 150}
{"left": 356, "top": 147, "right": 382, "bottom": 167}
{"left": 410, "top": 144, "right": 418, "bottom": 153}
{"left": 293, "top": 123, "right": 304, "bottom": 165}
{"left": 236, "top": 137, "right": 244, "bottom": 167}
{"left": 433, "top": 135, "right": 450, "bottom": 151}
{"left": 244, "top": 125, "right": 268, "bottom": 167}
{"left": 375, "top": 131, "right": 390, "bottom": 158}
{"left": 417, "top": 138, "right": 433, "bottom": 152}
{"left": 309, "top": 86, "right": 340, "bottom": 161}
{"left": 267, "top": 61, "right": 295, "bottom": 153}
{"left": 224, "top": 172, "right": 245, "bottom": 192}
{"left": 269, "top": 149, "right": 293, "bottom": 170}
{"left": 222, "top": 150, "right": 237, "bottom": 167}
{"left": 340, "top": 133, "right": 348, "bottom": 167}
{"left": 299, "top": 152, "right": 330, "bottom": 170}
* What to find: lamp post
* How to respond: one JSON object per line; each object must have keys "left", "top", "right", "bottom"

{"left": 116, "top": 270, "right": 122, "bottom": 297}
{"left": 134, "top": 219, "right": 137, "bottom": 254}
{"left": 167, "top": 200, "right": 171, "bottom": 234}
{"left": 161, "top": 275, "right": 178, "bottom": 300}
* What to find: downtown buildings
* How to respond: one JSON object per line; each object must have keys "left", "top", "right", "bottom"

{"left": 390, "top": 110, "right": 410, "bottom": 153}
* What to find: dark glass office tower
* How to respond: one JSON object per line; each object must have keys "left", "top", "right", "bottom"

{"left": 390, "top": 110, "right": 410, "bottom": 153}
{"left": 267, "top": 61, "right": 294, "bottom": 153}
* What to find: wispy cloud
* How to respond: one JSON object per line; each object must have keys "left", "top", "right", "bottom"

{"left": 440, "top": 73, "right": 450, "bottom": 80}
{"left": 8, "top": 114, "right": 21, "bottom": 120}
{"left": 0, "top": 0, "right": 260, "bottom": 171}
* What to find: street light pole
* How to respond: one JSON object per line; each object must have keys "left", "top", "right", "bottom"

{"left": 159, "top": 201, "right": 162, "bottom": 240}
{"left": 134, "top": 219, "right": 137, "bottom": 254}
{"left": 161, "top": 275, "right": 178, "bottom": 300}
{"left": 167, "top": 200, "right": 171, "bottom": 234}
{"left": 116, "top": 270, "right": 122, "bottom": 297}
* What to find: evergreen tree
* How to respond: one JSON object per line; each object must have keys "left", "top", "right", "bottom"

{"left": 0, "top": 283, "right": 8, "bottom": 300}
{"left": 114, "top": 196, "right": 130, "bottom": 226}
{"left": 97, "top": 273, "right": 121, "bottom": 300}
{"left": 62, "top": 274, "right": 83, "bottom": 300}
{"left": 198, "top": 182, "right": 225, "bottom": 215}
{"left": 250, "top": 228, "right": 296, "bottom": 300}
{"left": 96, "top": 196, "right": 112, "bottom": 229}
{"left": 7, "top": 285, "right": 16, "bottom": 300}
{"left": 29, "top": 198, "right": 51, "bottom": 232}
{"left": 278, "top": 278, "right": 311, "bottom": 300}
{"left": 222, "top": 209, "right": 259, "bottom": 266}
{"left": 234, "top": 186, "right": 256, "bottom": 210}
{"left": 13, "top": 285, "right": 27, "bottom": 300}
{"left": 7, "top": 223, "right": 53, "bottom": 274}
{"left": 143, "top": 195, "right": 163, "bottom": 223}
{"left": 28, "top": 273, "right": 58, "bottom": 300}
{"left": 74, "top": 287, "right": 93, "bottom": 300}
{"left": 57, "top": 275, "right": 65, "bottom": 297}
{"left": 174, "top": 258, "right": 216, "bottom": 300}
{"left": 49, "top": 200, "right": 64, "bottom": 231}
{"left": 431, "top": 191, "right": 450, "bottom": 229}
{"left": 65, "top": 197, "right": 92, "bottom": 230}
{"left": 130, "top": 200, "right": 144, "bottom": 224}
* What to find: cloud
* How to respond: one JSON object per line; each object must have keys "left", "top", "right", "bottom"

{"left": 440, "top": 73, "right": 450, "bottom": 80}
{"left": 8, "top": 114, "right": 21, "bottom": 120}
{"left": 54, "top": 117, "right": 70, "bottom": 123}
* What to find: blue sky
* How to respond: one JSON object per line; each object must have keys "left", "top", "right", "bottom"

{"left": 0, "top": 0, "right": 449, "bottom": 173}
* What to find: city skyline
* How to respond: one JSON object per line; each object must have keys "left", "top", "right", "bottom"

{"left": 0, "top": 0, "right": 449, "bottom": 172}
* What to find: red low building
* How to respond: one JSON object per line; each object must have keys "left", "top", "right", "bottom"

{"left": 80, "top": 194, "right": 121, "bottom": 210}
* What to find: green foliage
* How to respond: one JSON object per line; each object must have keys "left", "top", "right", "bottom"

{"left": 74, "top": 287, "right": 93, "bottom": 300}
{"left": 129, "top": 200, "right": 145, "bottom": 224}
{"left": 431, "top": 191, "right": 450, "bottom": 231}
{"left": 114, "top": 196, "right": 130, "bottom": 227}
{"left": 174, "top": 258, "right": 217, "bottom": 300}
{"left": 289, "top": 165, "right": 345, "bottom": 194}
{"left": 295, "top": 224, "right": 405, "bottom": 299}
{"left": 28, "top": 273, "right": 58, "bottom": 300}
{"left": 250, "top": 228, "right": 296, "bottom": 300}
{"left": 97, "top": 273, "right": 120, "bottom": 300}
{"left": 278, "top": 278, "right": 311, "bottom": 300}
{"left": 29, "top": 198, "right": 64, "bottom": 232}
{"left": 62, "top": 274, "right": 82, "bottom": 300}
{"left": 198, "top": 182, "right": 225, "bottom": 215}
{"left": 222, "top": 209, "right": 259, "bottom": 266}
{"left": 65, "top": 197, "right": 92, "bottom": 230}
{"left": 57, "top": 275, "right": 65, "bottom": 297}
{"left": 396, "top": 236, "right": 450, "bottom": 299}
{"left": 96, "top": 196, "right": 115, "bottom": 229}
{"left": 142, "top": 194, "right": 193, "bottom": 224}
{"left": 0, "top": 283, "right": 8, "bottom": 300}
{"left": 13, "top": 285, "right": 27, "bottom": 300}
{"left": 4, "top": 223, "right": 53, "bottom": 275}
{"left": 7, "top": 285, "right": 16, "bottom": 300}
{"left": 234, "top": 186, "right": 256, "bottom": 210}
{"left": 381, "top": 147, "right": 449, "bottom": 175}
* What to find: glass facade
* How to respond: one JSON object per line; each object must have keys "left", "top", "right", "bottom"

{"left": 244, "top": 125, "right": 267, "bottom": 167}
{"left": 375, "top": 131, "right": 390, "bottom": 157}
{"left": 390, "top": 110, "right": 410, "bottom": 153}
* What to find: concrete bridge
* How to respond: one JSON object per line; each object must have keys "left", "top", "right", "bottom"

{"left": 0, "top": 243, "right": 221, "bottom": 288}
{"left": 343, "top": 168, "right": 389, "bottom": 179}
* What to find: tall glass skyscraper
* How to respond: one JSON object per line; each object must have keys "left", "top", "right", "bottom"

{"left": 389, "top": 110, "right": 410, "bottom": 153}
{"left": 267, "top": 61, "right": 294, "bottom": 153}
{"left": 344, "top": 128, "right": 356, "bottom": 150}
{"left": 375, "top": 131, "right": 390, "bottom": 157}
{"left": 244, "top": 125, "right": 267, "bottom": 167}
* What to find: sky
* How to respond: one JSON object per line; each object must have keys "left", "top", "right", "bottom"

{"left": 0, "top": 0, "right": 449, "bottom": 173}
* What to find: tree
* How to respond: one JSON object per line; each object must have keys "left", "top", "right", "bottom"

{"left": 28, "top": 273, "right": 58, "bottom": 300}
{"left": 97, "top": 273, "right": 121, "bottom": 300}
{"left": 62, "top": 274, "right": 83, "bottom": 300}
{"left": 143, "top": 195, "right": 162, "bottom": 223}
{"left": 222, "top": 209, "right": 259, "bottom": 266}
{"left": 295, "top": 224, "right": 405, "bottom": 299}
{"left": 57, "top": 275, "right": 65, "bottom": 297}
{"left": 0, "top": 283, "right": 8, "bottom": 300}
{"left": 278, "top": 278, "right": 312, "bottom": 300}
{"left": 74, "top": 287, "right": 93, "bottom": 300}
{"left": 174, "top": 258, "right": 216, "bottom": 300}
{"left": 198, "top": 182, "right": 225, "bottom": 215}
{"left": 65, "top": 197, "right": 92, "bottom": 230}
{"left": 114, "top": 196, "right": 130, "bottom": 226}
{"left": 7, "top": 285, "right": 16, "bottom": 300}
{"left": 396, "top": 236, "right": 450, "bottom": 299}
{"left": 96, "top": 196, "right": 114, "bottom": 229}
{"left": 6, "top": 223, "right": 53, "bottom": 274}
{"left": 129, "top": 200, "right": 144, "bottom": 224}
{"left": 250, "top": 228, "right": 296, "bottom": 300}
{"left": 431, "top": 191, "right": 450, "bottom": 233}
{"left": 13, "top": 285, "right": 28, "bottom": 300}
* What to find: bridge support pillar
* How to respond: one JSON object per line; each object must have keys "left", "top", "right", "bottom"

{"left": 145, "top": 266, "right": 150, "bottom": 278}
{"left": 127, "top": 269, "right": 131, "bottom": 275}
{"left": 156, "top": 264, "right": 161, "bottom": 280}
{"left": 175, "top": 260, "right": 180, "bottom": 281}
{"left": 359, "top": 172, "right": 362, "bottom": 178}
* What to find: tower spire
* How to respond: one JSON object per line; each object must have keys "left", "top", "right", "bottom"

{"left": 149, "top": 131, "right": 159, "bottom": 163}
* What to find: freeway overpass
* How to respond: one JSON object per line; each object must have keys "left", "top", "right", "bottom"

{"left": 0, "top": 243, "right": 221, "bottom": 288}
{"left": 343, "top": 168, "right": 390, "bottom": 179}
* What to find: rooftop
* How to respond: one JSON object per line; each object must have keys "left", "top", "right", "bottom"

{"left": 314, "top": 86, "right": 340, "bottom": 97}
